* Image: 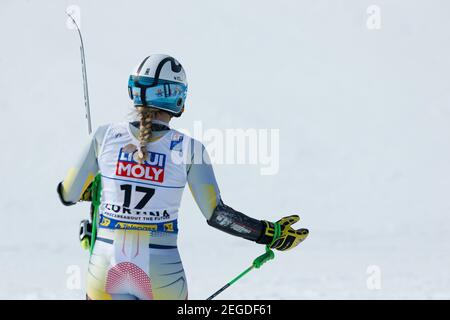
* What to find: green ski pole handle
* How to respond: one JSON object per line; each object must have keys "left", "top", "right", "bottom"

{"left": 206, "top": 222, "right": 281, "bottom": 300}
{"left": 89, "top": 174, "right": 102, "bottom": 255}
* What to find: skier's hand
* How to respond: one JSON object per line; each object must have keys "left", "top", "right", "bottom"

{"left": 257, "top": 215, "right": 308, "bottom": 251}
{"left": 80, "top": 237, "right": 90, "bottom": 250}
{"left": 80, "top": 182, "right": 93, "bottom": 202}
{"left": 79, "top": 219, "right": 92, "bottom": 250}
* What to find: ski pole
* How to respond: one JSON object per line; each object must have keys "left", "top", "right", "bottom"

{"left": 66, "top": 11, "right": 92, "bottom": 134}
{"left": 66, "top": 10, "right": 98, "bottom": 253}
{"left": 206, "top": 222, "right": 281, "bottom": 300}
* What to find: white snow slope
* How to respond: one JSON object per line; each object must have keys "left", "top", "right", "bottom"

{"left": 0, "top": 0, "right": 449, "bottom": 299}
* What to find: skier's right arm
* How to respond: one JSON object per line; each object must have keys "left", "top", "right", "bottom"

{"left": 57, "top": 125, "right": 108, "bottom": 205}
{"left": 186, "top": 140, "right": 265, "bottom": 242}
{"left": 186, "top": 139, "right": 309, "bottom": 250}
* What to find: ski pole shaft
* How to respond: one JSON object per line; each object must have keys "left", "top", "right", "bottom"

{"left": 66, "top": 11, "right": 92, "bottom": 134}
{"left": 206, "top": 223, "right": 281, "bottom": 300}
{"left": 206, "top": 266, "right": 254, "bottom": 300}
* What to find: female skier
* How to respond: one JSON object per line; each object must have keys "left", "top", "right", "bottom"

{"left": 57, "top": 54, "right": 309, "bottom": 300}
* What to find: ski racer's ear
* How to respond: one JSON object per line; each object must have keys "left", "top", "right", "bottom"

{"left": 256, "top": 215, "right": 309, "bottom": 251}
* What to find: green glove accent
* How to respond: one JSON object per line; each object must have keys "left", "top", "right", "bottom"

{"left": 252, "top": 222, "right": 281, "bottom": 268}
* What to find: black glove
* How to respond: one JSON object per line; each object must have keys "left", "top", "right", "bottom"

{"left": 257, "top": 215, "right": 309, "bottom": 251}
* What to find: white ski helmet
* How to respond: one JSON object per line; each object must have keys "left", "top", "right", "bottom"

{"left": 128, "top": 54, "right": 188, "bottom": 117}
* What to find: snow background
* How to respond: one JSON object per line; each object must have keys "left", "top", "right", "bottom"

{"left": 0, "top": 0, "right": 449, "bottom": 299}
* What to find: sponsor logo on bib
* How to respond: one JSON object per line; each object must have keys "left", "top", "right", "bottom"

{"left": 115, "top": 147, "right": 166, "bottom": 182}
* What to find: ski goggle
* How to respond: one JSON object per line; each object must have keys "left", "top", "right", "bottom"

{"left": 128, "top": 76, "right": 187, "bottom": 114}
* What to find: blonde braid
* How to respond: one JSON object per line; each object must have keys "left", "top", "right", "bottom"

{"left": 136, "top": 106, "right": 156, "bottom": 163}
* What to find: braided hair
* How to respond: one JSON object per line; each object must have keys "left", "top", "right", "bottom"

{"left": 135, "top": 106, "right": 158, "bottom": 163}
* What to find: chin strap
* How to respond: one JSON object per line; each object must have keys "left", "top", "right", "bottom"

{"left": 130, "top": 121, "right": 170, "bottom": 132}
{"left": 206, "top": 222, "right": 282, "bottom": 300}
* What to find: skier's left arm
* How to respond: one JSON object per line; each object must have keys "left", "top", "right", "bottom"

{"left": 57, "top": 125, "right": 107, "bottom": 205}
{"left": 186, "top": 140, "right": 309, "bottom": 250}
